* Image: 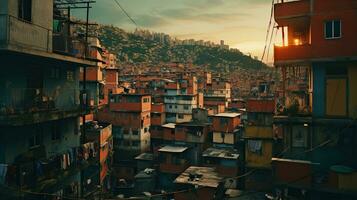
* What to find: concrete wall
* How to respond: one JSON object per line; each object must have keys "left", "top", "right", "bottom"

{"left": 0, "top": 64, "right": 79, "bottom": 113}
{"left": 0, "top": 117, "right": 80, "bottom": 164}
{"left": 2, "top": 0, "right": 53, "bottom": 51}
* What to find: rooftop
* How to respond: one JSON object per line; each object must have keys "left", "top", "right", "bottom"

{"left": 214, "top": 113, "right": 241, "bottom": 118}
{"left": 162, "top": 123, "right": 176, "bottom": 129}
{"left": 202, "top": 147, "right": 239, "bottom": 160}
{"left": 158, "top": 145, "right": 188, "bottom": 153}
{"left": 134, "top": 168, "right": 156, "bottom": 179}
{"left": 135, "top": 153, "right": 154, "bottom": 161}
{"left": 174, "top": 166, "right": 223, "bottom": 188}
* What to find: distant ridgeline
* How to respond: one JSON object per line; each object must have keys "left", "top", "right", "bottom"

{"left": 87, "top": 24, "right": 270, "bottom": 72}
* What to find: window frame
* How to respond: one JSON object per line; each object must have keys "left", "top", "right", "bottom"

{"left": 18, "top": 0, "right": 32, "bottom": 22}
{"left": 324, "top": 20, "right": 342, "bottom": 39}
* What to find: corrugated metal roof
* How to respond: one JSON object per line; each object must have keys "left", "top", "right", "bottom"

{"left": 162, "top": 123, "right": 176, "bottom": 129}
{"left": 174, "top": 166, "right": 223, "bottom": 188}
{"left": 214, "top": 113, "right": 241, "bottom": 118}
{"left": 158, "top": 145, "right": 188, "bottom": 153}
{"left": 202, "top": 147, "right": 239, "bottom": 159}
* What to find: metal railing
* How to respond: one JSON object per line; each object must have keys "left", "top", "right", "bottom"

{"left": 0, "top": 14, "right": 52, "bottom": 52}
{"left": 0, "top": 14, "right": 90, "bottom": 59}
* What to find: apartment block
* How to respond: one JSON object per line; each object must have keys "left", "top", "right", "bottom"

{"left": 211, "top": 113, "right": 242, "bottom": 148}
{"left": 273, "top": 0, "right": 357, "bottom": 198}
{"left": 0, "top": 0, "right": 97, "bottom": 198}
{"left": 83, "top": 121, "right": 113, "bottom": 195}
{"left": 244, "top": 98, "right": 276, "bottom": 191}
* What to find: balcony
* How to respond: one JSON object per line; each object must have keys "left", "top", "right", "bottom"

{"left": 0, "top": 14, "right": 52, "bottom": 51}
{"left": 0, "top": 14, "right": 94, "bottom": 66}
{"left": 274, "top": 0, "right": 311, "bottom": 25}
{"left": 274, "top": 44, "right": 312, "bottom": 64}
{"left": 0, "top": 88, "right": 84, "bottom": 125}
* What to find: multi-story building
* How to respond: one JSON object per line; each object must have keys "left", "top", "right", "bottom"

{"left": 244, "top": 98, "right": 276, "bottom": 191}
{"left": 202, "top": 147, "right": 241, "bottom": 189}
{"left": 164, "top": 77, "right": 203, "bottom": 123}
{"left": 97, "top": 94, "right": 151, "bottom": 185}
{"left": 80, "top": 37, "right": 106, "bottom": 109}
{"left": 83, "top": 121, "right": 113, "bottom": 196}
{"left": 204, "top": 78, "right": 231, "bottom": 114}
{"left": 0, "top": 0, "right": 97, "bottom": 198}
{"left": 150, "top": 103, "right": 166, "bottom": 154}
{"left": 273, "top": 0, "right": 357, "bottom": 198}
{"left": 102, "top": 49, "right": 119, "bottom": 104}
{"left": 212, "top": 113, "right": 242, "bottom": 148}
{"left": 157, "top": 145, "right": 191, "bottom": 190}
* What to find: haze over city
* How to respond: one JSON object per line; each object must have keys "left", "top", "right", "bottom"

{"left": 74, "top": 0, "right": 273, "bottom": 62}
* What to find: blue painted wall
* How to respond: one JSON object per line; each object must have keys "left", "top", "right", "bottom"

{"left": 312, "top": 64, "right": 326, "bottom": 117}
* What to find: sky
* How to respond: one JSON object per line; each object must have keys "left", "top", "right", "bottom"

{"left": 75, "top": 0, "right": 275, "bottom": 63}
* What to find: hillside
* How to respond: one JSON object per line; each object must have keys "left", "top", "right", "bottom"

{"left": 89, "top": 25, "right": 269, "bottom": 72}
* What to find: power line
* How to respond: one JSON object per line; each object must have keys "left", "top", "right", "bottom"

{"left": 266, "top": 26, "right": 278, "bottom": 63}
{"left": 113, "top": 0, "right": 138, "bottom": 27}
{"left": 261, "top": 0, "right": 275, "bottom": 62}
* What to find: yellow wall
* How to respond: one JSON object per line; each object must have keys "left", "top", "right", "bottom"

{"left": 349, "top": 66, "right": 357, "bottom": 118}
{"left": 326, "top": 78, "right": 347, "bottom": 117}
{"left": 245, "top": 140, "right": 272, "bottom": 168}
{"left": 339, "top": 172, "right": 357, "bottom": 191}
{"left": 213, "top": 132, "right": 234, "bottom": 144}
{"left": 245, "top": 126, "right": 273, "bottom": 139}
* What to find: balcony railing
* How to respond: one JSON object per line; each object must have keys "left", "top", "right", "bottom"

{"left": 274, "top": 0, "right": 311, "bottom": 22}
{"left": 0, "top": 14, "right": 89, "bottom": 59}
{"left": 0, "top": 14, "right": 52, "bottom": 52}
{"left": 0, "top": 88, "right": 81, "bottom": 116}
{"left": 274, "top": 44, "right": 312, "bottom": 63}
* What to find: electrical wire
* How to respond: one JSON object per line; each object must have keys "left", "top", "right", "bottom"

{"left": 113, "top": 0, "right": 138, "bottom": 27}
{"left": 261, "top": 0, "right": 275, "bottom": 62}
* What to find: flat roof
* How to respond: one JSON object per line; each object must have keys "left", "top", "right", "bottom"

{"left": 214, "top": 113, "right": 241, "bottom": 118}
{"left": 162, "top": 123, "right": 176, "bottom": 129}
{"left": 134, "top": 168, "right": 156, "bottom": 179}
{"left": 202, "top": 147, "right": 239, "bottom": 160}
{"left": 158, "top": 145, "right": 188, "bottom": 153}
{"left": 272, "top": 158, "right": 319, "bottom": 165}
{"left": 134, "top": 153, "right": 154, "bottom": 161}
{"left": 112, "top": 93, "right": 151, "bottom": 96}
{"left": 174, "top": 166, "right": 223, "bottom": 188}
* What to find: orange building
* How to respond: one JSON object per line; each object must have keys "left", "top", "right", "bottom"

{"left": 273, "top": 0, "right": 357, "bottom": 198}
{"left": 211, "top": 113, "right": 241, "bottom": 147}
{"left": 96, "top": 94, "right": 151, "bottom": 184}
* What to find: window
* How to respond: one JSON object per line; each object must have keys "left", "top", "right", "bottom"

{"left": 325, "top": 20, "right": 341, "bottom": 39}
{"left": 184, "top": 105, "right": 189, "bottom": 110}
{"left": 169, "top": 105, "right": 172, "bottom": 109}
{"left": 66, "top": 70, "right": 74, "bottom": 81}
{"left": 29, "top": 134, "right": 41, "bottom": 148}
{"left": 18, "top": 0, "right": 32, "bottom": 22}
{"left": 143, "top": 98, "right": 150, "bottom": 103}
{"left": 178, "top": 114, "right": 184, "bottom": 119}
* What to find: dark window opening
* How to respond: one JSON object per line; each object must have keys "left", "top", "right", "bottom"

{"left": 325, "top": 20, "right": 341, "bottom": 39}
{"left": 18, "top": 0, "right": 32, "bottom": 22}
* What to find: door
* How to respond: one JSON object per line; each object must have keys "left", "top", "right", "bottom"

{"left": 326, "top": 78, "right": 347, "bottom": 117}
